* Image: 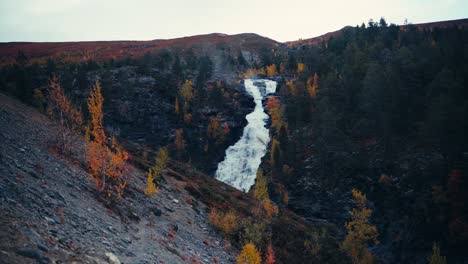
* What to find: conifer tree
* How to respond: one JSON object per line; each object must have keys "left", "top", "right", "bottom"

{"left": 237, "top": 243, "right": 261, "bottom": 264}
{"left": 254, "top": 169, "right": 269, "bottom": 201}
{"left": 307, "top": 72, "right": 318, "bottom": 99}
{"left": 266, "top": 64, "right": 277, "bottom": 77}
{"left": 144, "top": 147, "right": 169, "bottom": 196}
{"left": 266, "top": 96, "right": 284, "bottom": 133}
{"left": 179, "top": 80, "right": 194, "bottom": 103}
{"left": 297, "top": 63, "right": 305, "bottom": 74}
{"left": 175, "top": 129, "right": 185, "bottom": 155}
{"left": 341, "top": 189, "right": 378, "bottom": 264}
{"left": 86, "top": 81, "right": 128, "bottom": 199}
{"left": 207, "top": 114, "right": 226, "bottom": 145}
{"left": 428, "top": 243, "right": 447, "bottom": 264}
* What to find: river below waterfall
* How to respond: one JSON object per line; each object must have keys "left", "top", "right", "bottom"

{"left": 215, "top": 79, "right": 277, "bottom": 191}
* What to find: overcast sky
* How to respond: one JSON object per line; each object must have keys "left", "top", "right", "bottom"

{"left": 0, "top": 0, "right": 467, "bottom": 42}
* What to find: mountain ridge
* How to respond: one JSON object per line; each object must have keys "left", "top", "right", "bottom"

{"left": 285, "top": 17, "right": 468, "bottom": 47}
{"left": 1, "top": 17, "right": 467, "bottom": 64}
{"left": 0, "top": 33, "right": 282, "bottom": 64}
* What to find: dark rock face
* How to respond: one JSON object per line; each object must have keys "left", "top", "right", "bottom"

{"left": 65, "top": 65, "right": 254, "bottom": 175}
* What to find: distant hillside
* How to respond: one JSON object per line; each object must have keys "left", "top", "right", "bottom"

{"left": 0, "top": 33, "right": 281, "bottom": 64}
{"left": 2, "top": 18, "right": 467, "bottom": 63}
{"left": 285, "top": 26, "right": 352, "bottom": 47}
{"left": 285, "top": 17, "right": 468, "bottom": 47}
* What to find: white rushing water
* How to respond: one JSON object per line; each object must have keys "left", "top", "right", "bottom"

{"left": 215, "top": 79, "right": 277, "bottom": 192}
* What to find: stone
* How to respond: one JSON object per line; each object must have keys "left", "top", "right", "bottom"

{"left": 163, "top": 205, "right": 174, "bottom": 212}
{"left": 45, "top": 216, "right": 57, "bottom": 225}
{"left": 105, "top": 252, "right": 121, "bottom": 264}
{"left": 121, "top": 237, "right": 131, "bottom": 245}
{"left": 17, "top": 247, "right": 42, "bottom": 259}
{"left": 16, "top": 247, "right": 50, "bottom": 263}
{"left": 152, "top": 208, "right": 162, "bottom": 217}
{"left": 49, "top": 229, "right": 58, "bottom": 237}
{"left": 37, "top": 243, "right": 49, "bottom": 252}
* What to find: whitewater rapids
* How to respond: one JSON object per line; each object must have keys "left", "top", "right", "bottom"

{"left": 215, "top": 79, "right": 277, "bottom": 192}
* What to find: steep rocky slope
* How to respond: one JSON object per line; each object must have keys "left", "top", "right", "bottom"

{"left": 0, "top": 93, "right": 237, "bottom": 263}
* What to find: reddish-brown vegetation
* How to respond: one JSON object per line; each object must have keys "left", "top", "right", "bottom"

{"left": 46, "top": 75, "right": 83, "bottom": 154}
{"left": 0, "top": 33, "right": 280, "bottom": 65}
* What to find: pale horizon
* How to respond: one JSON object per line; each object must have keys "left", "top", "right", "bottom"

{"left": 1, "top": 0, "right": 467, "bottom": 43}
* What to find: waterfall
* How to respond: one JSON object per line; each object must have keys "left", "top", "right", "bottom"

{"left": 215, "top": 79, "right": 277, "bottom": 191}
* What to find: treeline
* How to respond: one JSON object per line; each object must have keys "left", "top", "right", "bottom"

{"left": 286, "top": 19, "right": 468, "bottom": 160}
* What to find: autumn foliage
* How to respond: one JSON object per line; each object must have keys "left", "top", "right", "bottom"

{"left": 145, "top": 147, "right": 169, "bottom": 196}
{"left": 306, "top": 72, "right": 318, "bottom": 99}
{"left": 208, "top": 208, "right": 238, "bottom": 238}
{"left": 237, "top": 243, "right": 261, "bottom": 264}
{"left": 174, "top": 128, "right": 186, "bottom": 155}
{"left": 144, "top": 172, "right": 158, "bottom": 196}
{"left": 239, "top": 68, "right": 268, "bottom": 79}
{"left": 207, "top": 114, "right": 227, "bottom": 145}
{"left": 254, "top": 169, "right": 269, "bottom": 201}
{"left": 286, "top": 81, "right": 297, "bottom": 96}
{"left": 266, "top": 64, "right": 277, "bottom": 77}
{"left": 46, "top": 75, "right": 83, "bottom": 154}
{"left": 297, "top": 63, "right": 305, "bottom": 74}
{"left": 266, "top": 242, "right": 276, "bottom": 264}
{"left": 428, "top": 243, "right": 447, "bottom": 264}
{"left": 341, "top": 189, "right": 378, "bottom": 264}
{"left": 262, "top": 199, "right": 279, "bottom": 221}
{"left": 266, "top": 96, "right": 284, "bottom": 133}
{"left": 179, "top": 80, "right": 194, "bottom": 114}
{"left": 86, "top": 81, "right": 128, "bottom": 200}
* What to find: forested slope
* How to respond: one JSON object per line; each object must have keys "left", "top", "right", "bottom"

{"left": 260, "top": 19, "right": 468, "bottom": 263}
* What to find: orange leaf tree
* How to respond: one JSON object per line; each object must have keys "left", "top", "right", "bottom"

{"left": 266, "top": 64, "right": 277, "bottom": 77}
{"left": 86, "top": 81, "right": 128, "bottom": 200}
{"left": 297, "top": 63, "right": 305, "bottom": 74}
{"left": 307, "top": 72, "right": 318, "bottom": 99}
{"left": 207, "top": 114, "right": 227, "bottom": 145}
{"left": 265, "top": 96, "right": 284, "bottom": 134}
{"left": 208, "top": 208, "right": 238, "bottom": 238}
{"left": 266, "top": 242, "right": 276, "bottom": 264}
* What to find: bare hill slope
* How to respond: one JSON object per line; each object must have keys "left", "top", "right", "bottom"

{"left": 0, "top": 93, "right": 237, "bottom": 263}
